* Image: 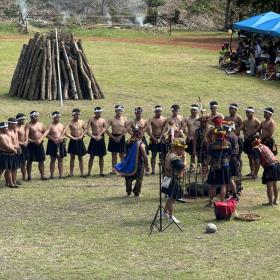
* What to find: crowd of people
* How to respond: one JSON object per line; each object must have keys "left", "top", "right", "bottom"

{"left": 0, "top": 101, "right": 279, "bottom": 222}
{"left": 219, "top": 39, "right": 280, "bottom": 79}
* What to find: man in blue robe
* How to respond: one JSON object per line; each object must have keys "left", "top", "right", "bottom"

{"left": 115, "top": 127, "right": 149, "bottom": 197}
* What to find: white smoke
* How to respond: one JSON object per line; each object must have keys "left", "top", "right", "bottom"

{"left": 106, "top": 12, "right": 112, "bottom": 26}
{"left": 18, "top": 0, "right": 28, "bottom": 20}
{"left": 135, "top": 14, "right": 145, "bottom": 26}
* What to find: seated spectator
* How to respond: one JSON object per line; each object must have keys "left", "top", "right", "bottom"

{"left": 256, "top": 59, "right": 268, "bottom": 79}
{"left": 275, "top": 62, "right": 280, "bottom": 79}
{"left": 221, "top": 52, "right": 232, "bottom": 70}
{"left": 264, "top": 62, "right": 276, "bottom": 80}
{"left": 219, "top": 42, "right": 230, "bottom": 66}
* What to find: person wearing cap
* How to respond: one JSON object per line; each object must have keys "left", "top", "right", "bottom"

{"left": 193, "top": 116, "right": 210, "bottom": 174}
{"left": 87, "top": 107, "right": 107, "bottom": 177}
{"left": 148, "top": 105, "right": 167, "bottom": 175}
{"left": 26, "top": 111, "right": 47, "bottom": 180}
{"left": 0, "top": 122, "right": 18, "bottom": 187}
{"left": 236, "top": 107, "right": 260, "bottom": 177}
{"left": 6, "top": 118, "right": 21, "bottom": 186}
{"left": 251, "top": 135, "right": 280, "bottom": 206}
{"left": 224, "top": 103, "right": 243, "bottom": 160}
{"left": 40, "top": 112, "right": 67, "bottom": 179}
{"left": 106, "top": 105, "right": 129, "bottom": 175}
{"left": 16, "top": 113, "right": 29, "bottom": 181}
{"left": 162, "top": 139, "right": 186, "bottom": 223}
{"left": 182, "top": 104, "right": 200, "bottom": 169}
{"left": 65, "top": 109, "right": 87, "bottom": 178}
{"left": 127, "top": 107, "right": 150, "bottom": 157}
{"left": 258, "top": 108, "right": 277, "bottom": 155}
{"left": 115, "top": 127, "right": 149, "bottom": 197}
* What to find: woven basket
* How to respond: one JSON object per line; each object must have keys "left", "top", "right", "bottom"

{"left": 234, "top": 212, "right": 261, "bottom": 222}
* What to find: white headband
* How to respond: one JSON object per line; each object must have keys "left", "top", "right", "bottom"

{"left": 210, "top": 105, "right": 218, "bottom": 108}
{"left": 52, "top": 114, "right": 61, "bottom": 118}
{"left": 264, "top": 109, "right": 274, "bottom": 115}
{"left": 8, "top": 120, "right": 18, "bottom": 124}
{"left": 245, "top": 108, "right": 254, "bottom": 113}
{"left": 95, "top": 109, "right": 103, "bottom": 113}
{"left": 115, "top": 106, "right": 124, "bottom": 112}
{"left": 30, "top": 112, "right": 39, "bottom": 118}
{"left": 0, "top": 123, "right": 8, "bottom": 129}
{"left": 154, "top": 107, "right": 163, "bottom": 112}
{"left": 72, "top": 112, "right": 80, "bottom": 116}
{"left": 229, "top": 105, "right": 238, "bottom": 110}
{"left": 190, "top": 106, "right": 200, "bottom": 111}
{"left": 16, "top": 116, "right": 26, "bottom": 121}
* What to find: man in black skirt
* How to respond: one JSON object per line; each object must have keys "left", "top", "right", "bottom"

{"left": 106, "top": 105, "right": 129, "bottom": 175}
{"left": 259, "top": 107, "right": 277, "bottom": 155}
{"left": 206, "top": 128, "right": 232, "bottom": 207}
{"left": 6, "top": 118, "right": 21, "bottom": 186}
{"left": 66, "top": 109, "right": 87, "bottom": 177}
{"left": 40, "top": 112, "right": 67, "bottom": 179}
{"left": 26, "top": 111, "right": 48, "bottom": 180}
{"left": 252, "top": 136, "right": 280, "bottom": 206}
{"left": 87, "top": 107, "right": 107, "bottom": 177}
{"left": 148, "top": 105, "right": 167, "bottom": 174}
{"left": 0, "top": 122, "right": 18, "bottom": 187}
{"left": 16, "top": 113, "right": 29, "bottom": 181}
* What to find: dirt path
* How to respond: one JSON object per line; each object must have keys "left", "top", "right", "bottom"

{"left": 0, "top": 34, "right": 235, "bottom": 52}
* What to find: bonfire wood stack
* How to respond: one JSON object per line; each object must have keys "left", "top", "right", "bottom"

{"left": 9, "top": 32, "right": 104, "bottom": 100}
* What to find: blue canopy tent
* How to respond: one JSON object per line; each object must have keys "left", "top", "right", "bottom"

{"left": 250, "top": 17, "right": 280, "bottom": 35}
{"left": 233, "top": 11, "right": 280, "bottom": 32}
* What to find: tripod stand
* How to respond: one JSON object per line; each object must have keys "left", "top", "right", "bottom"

{"left": 149, "top": 161, "right": 183, "bottom": 235}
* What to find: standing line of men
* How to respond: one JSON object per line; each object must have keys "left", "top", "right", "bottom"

{"left": 0, "top": 103, "right": 277, "bottom": 194}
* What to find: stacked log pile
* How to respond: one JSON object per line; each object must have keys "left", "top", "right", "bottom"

{"left": 9, "top": 32, "right": 104, "bottom": 100}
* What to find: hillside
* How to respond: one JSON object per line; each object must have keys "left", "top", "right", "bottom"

{"left": 0, "top": 0, "right": 232, "bottom": 31}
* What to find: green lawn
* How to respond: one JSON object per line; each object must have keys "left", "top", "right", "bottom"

{"left": 0, "top": 28, "right": 280, "bottom": 280}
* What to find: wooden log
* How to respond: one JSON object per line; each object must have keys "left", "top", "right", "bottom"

{"left": 46, "top": 39, "right": 52, "bottom": 100}
{"left": 28, "top": 51, "right": 43, "bottom": 100}
{"left": 77, "top": 40, "right": 104, "bottom": 99}
{"left": 74, "top": 41, "right": 94, "bottom": 100}
{"left": 9, "top": 44, "right": 27, "bottom": 96}
{"left": 40, "top": 39, "right": 47, "bottom": 100}
{"left": 51, "top": 39, "right": 58, "bottom": 100}
{"left": 61, "top": 41, "right": 78, "bottom": 100}
{"left": 22, "top": 36, "right": 43, "bottom": 99}
{"left": 33, "top": 76, "right": 41, "bottom": 100}
{"left": 60, "top": 59, "right": 69, "bottom": 100}
{"left": 69, "top": 58, "right": 83, "bottom": 100}
{"left": 16, "top": 36, "right": 38, "bottom": 98}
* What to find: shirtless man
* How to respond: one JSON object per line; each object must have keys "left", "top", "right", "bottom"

{"left": 236, "top": 107, "right": 261, "bottom": 176}
{"left": 6, "top": 118, "right": 21, "bottom": 186}
{"left": 208, "top": 101, "right": 224, "bottom": 123}
{"left": 148, "top": 105, "right": 167, "bottom": 174}
{"left": 182, "top": 104, "right": 200, "bottom": 167}
{"left": 106, "top": 105, "right": 129, "bottom": 174}
{"left": 259, "top": 107, "right": 277, "bottom": 155}
{"left": 40, "top": 111, "right": 67, "bottom": 179}
{"left": 87, "top": 107, "right": 107, "bottom": 177}
{"left": 225, "top": 103, "right": 243, "bottom": 158}
{"left": 165, "top": 104, "right": 184, "bottom": 141}
{"left": 16, "top": 113, "right": 29, "bottom": 181}
{"left": 127, "top": 107, "right": 150, "bottom": 155}
{"left": 66, "top": 108, "right": 87, "bottom": 177}
{"left": 26, "top": 111, "right": 47, "bottom": 180}
{"left": 0, "top": 122, "right": 17, "bottom": 187}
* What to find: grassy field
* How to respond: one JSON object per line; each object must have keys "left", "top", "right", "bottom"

{"left": 1, "top": 26, "right": 280, "bottom": 279}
